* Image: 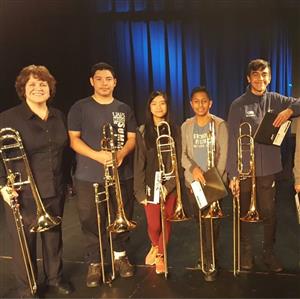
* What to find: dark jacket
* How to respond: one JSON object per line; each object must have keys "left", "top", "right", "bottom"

{"left": 227, "top": 88, "right": 300, "bottom": 179}
{"left": 134, "top": 123, "right": 182, "bottom": 203}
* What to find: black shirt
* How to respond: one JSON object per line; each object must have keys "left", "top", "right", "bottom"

{"left": 0, "top": 102, "right": 69, "bottom": 198}
{"left": 68, "top": 97, "right": 137, "bottom": 183}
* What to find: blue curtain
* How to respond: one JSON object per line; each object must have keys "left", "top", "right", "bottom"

{"left": 149, "top": 21, "right": 167, "bottom": 91}
{"left": 183, "top": 21, "right": 201, "bottom": 119}
{"left": 128, "top": 22, "right": 150, "bottom": 116}
{"left": 269, "top": 24, "right": 292, "bottom": 96}
{"left": 166, "top": 22, "right": 184, "bottom": 124}
{"left": 91, "top": 1, "right": 294, "bottom": 125}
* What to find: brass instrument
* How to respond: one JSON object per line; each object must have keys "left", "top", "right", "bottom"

{"left": 0, "top": 128, "right": 61, "bottom": 232}
{"left": 94, "top": 181, "right": 115, "bottom": 284}
{"left": 156, "top": 121, "right": 188, "bottom": 222}
{"left": 0, "top": 127, "right": 62, "bottom": 294}
{"left": 94, "top": 123, "right": 136, "bottom": 284}
{"left": 232, "top": 122, "right": 262, "bottom": 276}
{"left": 202, "top": 120, "right": 225, "bottom": 220}
{"left": 0, "top": 173, "right": 37, "bottom": 295}
{"left": 232, "top": 176, "right": 241, "bottom": 276}
{"left": 0, "top": 128, "right": 61, "bottom": 233}
{"left": 199, "top": 119, "right": 225, "bottom": 277}
{"left": 238, "top": 123, "right": 261, "bottom": 223}
{"left": 156, "top": 121, "right": 188, "bottom": 278}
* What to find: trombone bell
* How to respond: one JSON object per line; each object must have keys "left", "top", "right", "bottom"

{"left": 240, "top": 210, "right": 261, "bottom": 223}
{"left": 169, "top": 206, "right": 188, "bottom": 222}
{"left": 107, "top": 217, "right": 137, "bottom": 234}
{"left": 202, "top": 201, "right": 226, "bottom": 219}
{"left": 30, "top": 214, "right": 62, "bottom": 233}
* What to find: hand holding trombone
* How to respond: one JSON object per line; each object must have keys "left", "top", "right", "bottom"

{"left": 93, "top": 123, "right": 136, "bottom": 284}
{"left": 0, "top": 128, "right": 62, "bottom": 294}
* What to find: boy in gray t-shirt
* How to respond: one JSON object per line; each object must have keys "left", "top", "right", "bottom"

{"left": 181, "top": 86, "right": 228, "bottom": 282}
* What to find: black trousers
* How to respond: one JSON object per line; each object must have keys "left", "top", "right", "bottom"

{"left": 240, "top": 174, "right": 276, "bottom": 251}
{"left": 75, "top": 178, "right": 134, "bottom": 264}
{"left": 4, "top": 194, "right": 65, "bottom": 295}
{"left": 186, "top": 189, "right": 221, "bottom": 267}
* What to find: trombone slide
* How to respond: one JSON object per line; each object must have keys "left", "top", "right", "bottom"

{"left": 295, "top": 193, "right": 300, "bottom": 224}
{"left": 0, "top": 183, "right": 37, "bottom": 294}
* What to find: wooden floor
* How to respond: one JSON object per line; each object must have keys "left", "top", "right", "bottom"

{"left": 0, "top": 178, "right": 299, "bottom": 298}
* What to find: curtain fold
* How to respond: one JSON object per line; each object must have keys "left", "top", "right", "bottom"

{"left": 91, "top": 1, "right": 294, "bottom": 124}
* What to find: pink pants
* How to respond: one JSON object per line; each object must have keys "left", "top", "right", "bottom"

{"left": 144, "top": 193, "right": 176, "bottom": 255}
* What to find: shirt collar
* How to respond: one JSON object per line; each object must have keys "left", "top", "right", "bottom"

{"left": 20, "top": 101, "right": 35, "bottom": 120}
{"left": 20, "top": 101, "right": 55, "bottom": 120}
{"left": 246, "top": 85, "right": 267, "bottom": 99}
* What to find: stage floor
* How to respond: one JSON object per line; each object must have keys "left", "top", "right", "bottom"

{"left": 0, "top": 179, "right": 299, "bottom": 298}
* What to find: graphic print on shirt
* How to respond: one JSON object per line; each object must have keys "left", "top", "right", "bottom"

{"left": 112, "top": 111, "right": 126, "bottom": 149}
{"left": 243, "top": 104, "right": 262, "bottom": 131}
{"left": 193, "top": 123, "right": 209, "bottom": 172}
{"left": 193, "top": 132, "right": 208, "bottom": 149}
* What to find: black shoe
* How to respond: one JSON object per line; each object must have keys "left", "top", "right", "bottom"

{"left": 114, "top": 256, "right": 134, "bottom": 278}
{"left": 203, "top": 270, "right": 217, "bottom": 282}
{"left": 263, "top": 251, "right": 283, "bottom": 272}
{"left": 47, "top": 280, "right": 73, "bottom": 295}
{"left": 86, "top": 263, "right": 102, "bottom": 287}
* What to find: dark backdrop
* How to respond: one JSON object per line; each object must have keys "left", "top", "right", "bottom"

{"left": 1, "top": 0, "right": 300, "bottom": 125}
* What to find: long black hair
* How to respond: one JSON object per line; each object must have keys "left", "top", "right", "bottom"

{"left": 144, "top": 90, "right": 175, "bottom": 149}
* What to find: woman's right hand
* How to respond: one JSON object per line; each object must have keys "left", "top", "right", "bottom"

{"left": 295, "top": 184, "right": 300, "bottom": 194}
{"left": 0, "top": 186, "right": 18, "bottom": 207}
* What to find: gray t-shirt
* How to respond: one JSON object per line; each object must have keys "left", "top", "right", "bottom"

{"left": 193, "top": 122, "right": 209, "bottom": 172}
{"left": 68, "top": 97, "right": 137, "bottom": 183}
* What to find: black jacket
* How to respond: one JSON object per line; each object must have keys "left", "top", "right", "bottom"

{"left": 134, "top": 123, "right": 182, "bottom": 203}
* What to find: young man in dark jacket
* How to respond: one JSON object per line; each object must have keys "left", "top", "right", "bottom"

{"left": 227, "top": 58, "right": 300, "bottom": 272}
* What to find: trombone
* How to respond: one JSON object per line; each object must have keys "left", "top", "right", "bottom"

{"left": 156, "top": 121, "right": 189, "bottom": 278}
{"left": 0, "top": 127, "right": 62, "bottom": 294}
{"left": 156, "top": 121, "right": 188, "bottom": 222}
{"left": 0, "top": 173, "right": 37, "bottom": 295}
{"left": 199, "top": 119, "right": 225, "bottom": 277}
{"left": 232, "top": 122, "right": 262, "bottom": 276}
{"left": 94, "top": 123, "right": 136, "bottom": 284}
{"left": 0, "top": 128, "right": 61, "bottom": 232}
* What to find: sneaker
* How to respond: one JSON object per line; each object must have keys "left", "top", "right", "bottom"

{"left": 114, "top": 256, "right": 134, "bottom": 278}
{"left": 145, "top": 245, "right": 158, "bottom": 265}
{"left": 86, "top": 263, "right": 101, "bottom": 287}
{"left": 155, "top": 255, "right": 165, "bottom": 274}
{"left": 263, "top": 251, "right": 283, "bottom": 272}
